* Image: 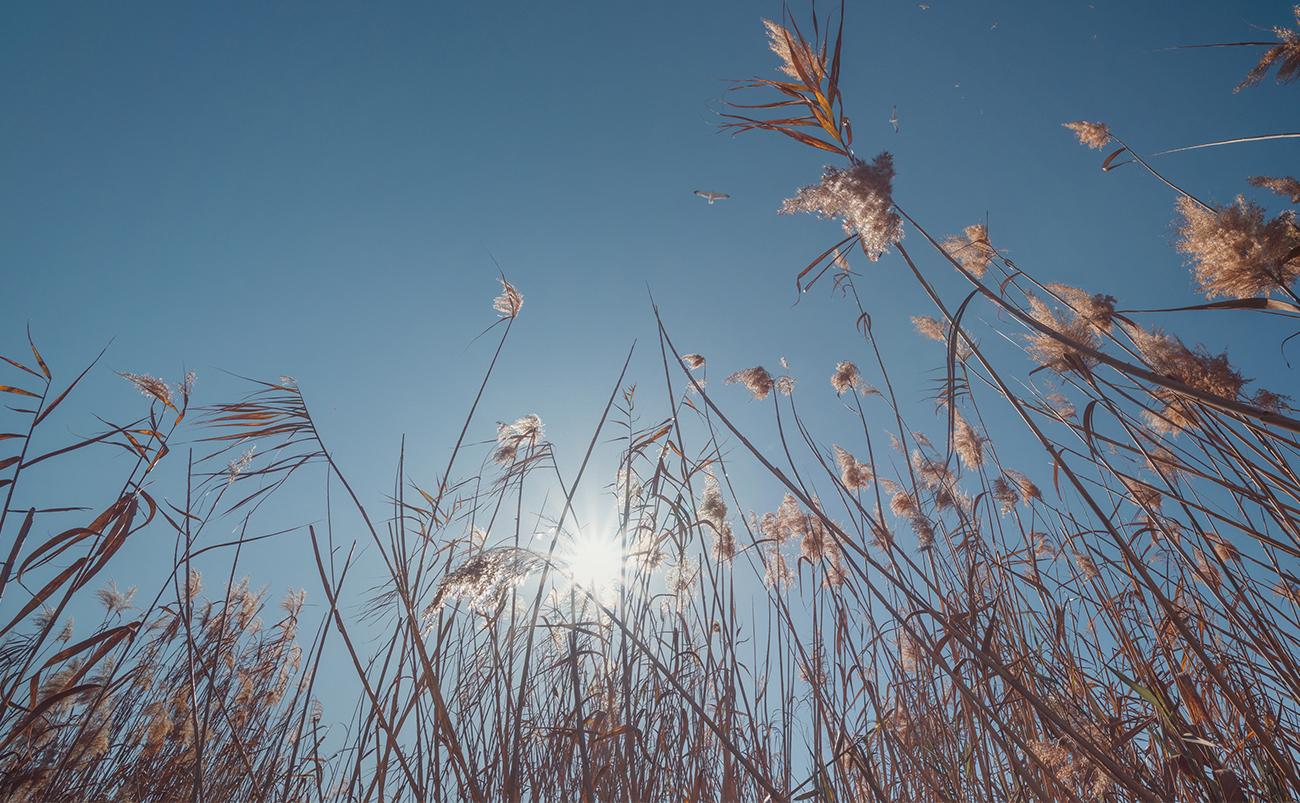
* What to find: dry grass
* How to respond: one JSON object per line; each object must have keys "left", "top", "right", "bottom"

{"left": 2, "top": 5, "right": 1300, "bottom": 801}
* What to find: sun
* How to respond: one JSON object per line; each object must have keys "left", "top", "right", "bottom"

{"left": 562, "top": 532, "right": 625, "bottom": 603}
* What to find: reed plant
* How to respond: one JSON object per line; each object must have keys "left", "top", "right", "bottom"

{"left": 2, "top": 5, "right": 1299, "bottom": 800}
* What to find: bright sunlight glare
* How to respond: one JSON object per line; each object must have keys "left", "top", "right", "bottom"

{"left": 563, "top": 532, "right": 625, "bottom": 602}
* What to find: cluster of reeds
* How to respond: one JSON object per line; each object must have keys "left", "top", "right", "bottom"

{"left": 1, "top": 5, "right": 1299, "bottom": 801}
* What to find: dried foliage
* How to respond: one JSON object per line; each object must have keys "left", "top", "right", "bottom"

{"left": 725, "top": 365, "right": 775, "bottom": 400}
{"left": 1175, "top": 195, "right": 1300, "bottom": 299}
{"left": 1063, "top": 120, "right": 1113, "bottom": 150}
{"left": 940, "top": 223, "right": 996, "bottom": 277}
{"left": 2, "top": 7, "right": 1300, "bottom": 803}
{"left": 1250, "top": 174, "right": 1300, "bottom": 204}
{"left": 781, "top": 154, "right": 902, "bottom": 261}
{"left": 1235, "top": 5, "right": 1300, "bottom": 91}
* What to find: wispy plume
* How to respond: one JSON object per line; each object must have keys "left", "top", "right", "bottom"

{"left": 941, "top": 224, "right": 996, "bottom": 277}
{"left": 1063, "top": 120, "right": 1112, "bottom": 150}
{"left": 912, "top": 316, "right": 947, "bottom": 342}
{"left": 1249, "top": 175, "right": 1300, "bottom": 204}
{"left": 96, "top": 580, "right": 137, "bottom": 615}
{"left": 699, "top": 475, "right": 735, "bottom": 561}
{"left": 227, "top": 445, "right": 256, "bottom": 484}
{"left": 726, "top": 366, "right": 775, "bottom": 400}
{"left": 119, "top": 372, "right": 174, "bottom": 408}
{"left": 780, "top": 153, "right": 903, "bottom": 261}
{"left": 762, "top": 546, "right": 792, "bottom": 588}
{"left": 428, "top": 547, "right": 540, "bottom": 616}
{"left": 1235, "top": 6, "right": 1300, "bottom": 91}
{"left": 1130, "top": 326, "right": 1248, "bottom": 432}
{"left": 1046, "top": 284, "right": 1116, "bottom": 334}
{"left": 493, "top": 414, "right": 544, "bottom": 464}
{"left": 1024, "top": 292, "right": 1106, "bottom": 373}
{"left": 830, "top": 361, "right": 861, "bottom": 394}
{"left": 952, "top": 412, "right": 986, "bottom": 469}
{"left": 1004, "top": 470, "right": 1041, "bottom": 506}
{"left": 1175, "top": 195, "right": 1300, "bottom": 299}
{"left": 493, "top": 278, "right": 524, "bottom": 318}
{"left": 762, "top": 18, "right": 822, "bottom": 81}
{"left": 833, "top": 445, "right": 874, "bottom": 489}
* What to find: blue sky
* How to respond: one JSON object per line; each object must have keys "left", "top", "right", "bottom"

{"left": 3, "top": 1, "right": 1294, "bottom": 440}
{"left": 2, "top": 0, "right": 1297, "bottom": 682}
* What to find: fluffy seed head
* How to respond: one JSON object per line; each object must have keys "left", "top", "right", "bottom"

{"left": 1074, "top": 551, "right": 1100, "bottom": 579}
{"left": 1144, "top": 443, "right": 1183, "bottom": 480}
{"left": 726, "top": 366, "right": 775, "bottom": 400}
{"left": 1194, "top": 549, "right": 1222, "bottom": 590}
{"left": 771, "top": 493, "right": 807, "bottom": 545}
{"left": 993, "top": 476, "right": 1017, "bottom": 515}
{"left": 1131, "top": 326, "right": 1247, "bottom": 432}
{"left": 1253, "top": 388, "right": 1289, "bottom": 412}
{"left": 1235, "top": 7, "right": 1300, "bottom": 91}
{"left": 871, "top": 521, "right": 894, "bottom": 550}
{"left": 761, "top": 18, "right": 822, "bottom": 81}
{"left": 799, "top": 509, "right": 833, "bottom": 561}
{"left": 1046, "top": 392, "right": 1077, "bottom": 419}
{"left": 912, "top": 451, "right": 952, "bottom": 490}
{"left": 911, "top": 516, "right": 935, "bottom": 550}
{"left": 1005, "top": 470, "right": 1041, "bottom": 505}
{"left": 493, "top": 414, "right": 544, "bottom": 464}
{"left": 1024, "top": 293, "right": 1102, "bottom": 373}
{"left": 762, "top": 546, "right": 792, "bottom": 588}
{"left": 1249, "top": 175, "right": 1300, "bottom": 204}
{"left": 1121, "top": 476, "right": 1163, "bottom": 510}
{"left": 700, "top": 476, "right": 736, "bottom": 562}
{"left": 227, "top": 445, "right": 256, "bottom": 484}
{"left": 1063, "top": 120, "right": 1112, "bottom": 149}
{"left": 712, "top": 521, "right": 737, "bottom": 562}
{"left": 1046, "top": 284, "right": 1116, "bottom": 334}
{"left": 890, "top": 491, "right": 919, "bottom": 518}
{"left": 823, "top": 547, "right": 848, "bottom": 586}
{"left": 1205, "top": 532, "right": 1241, "bottom": 563}
{"left": 1175, "top": 196, "right": 1300, "bottom": 299}
{"left": 429, "top": 547, "right": 540, "bottom": 615}
{"left": 96, "top": 580, "right": 137, "bottom": 615}
{"left": 833, "top": 445, "right": 874, "bottom": 489}
{"left": 830, "top": 361, "right": 861, "bottom": 394}
{"left": 493, "top": 278, "right": 524, "bottom": 318}
{"left": 1030, "top": 531, "right": 1056, "bottom": 559}
{"left": 952, "top": 412, "right": 985, "bottom": 469}
{"left": 941, "top": 224, "right": 996, "bottom": 277}
{"left": 780, "top": 153, "right": 903, "bottom": 261}
{"left": 698, "top": 474, "right": 728, "bottom": 529}
{"left": 912, "top": 316, "right": 947, "bottom": 342}
{"left": 120, "top": 372, "right": 174, "bottom": 407}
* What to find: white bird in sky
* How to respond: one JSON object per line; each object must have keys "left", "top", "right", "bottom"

{"left": 694, "top": 190, "right": 730, "bottom": 205}
{"left": 889, "top": 105, "right": 899, "bottom": 133}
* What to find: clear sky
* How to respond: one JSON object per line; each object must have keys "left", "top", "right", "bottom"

{"left": 2, "top": 0, "right": 1297, "bottom": 671}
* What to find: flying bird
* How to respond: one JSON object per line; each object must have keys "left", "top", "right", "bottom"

{"left": 889, "top": 105, "right": 899, "bottom": 133}
{"left": 917, "top": 2, "right": 930, "bottom": 9}
{"left": 694, "top": 190, "right": 730, "bottom": 205}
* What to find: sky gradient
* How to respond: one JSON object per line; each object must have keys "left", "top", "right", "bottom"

{"left": 2, "top": 0, "right": 1297, "bottom": 651}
